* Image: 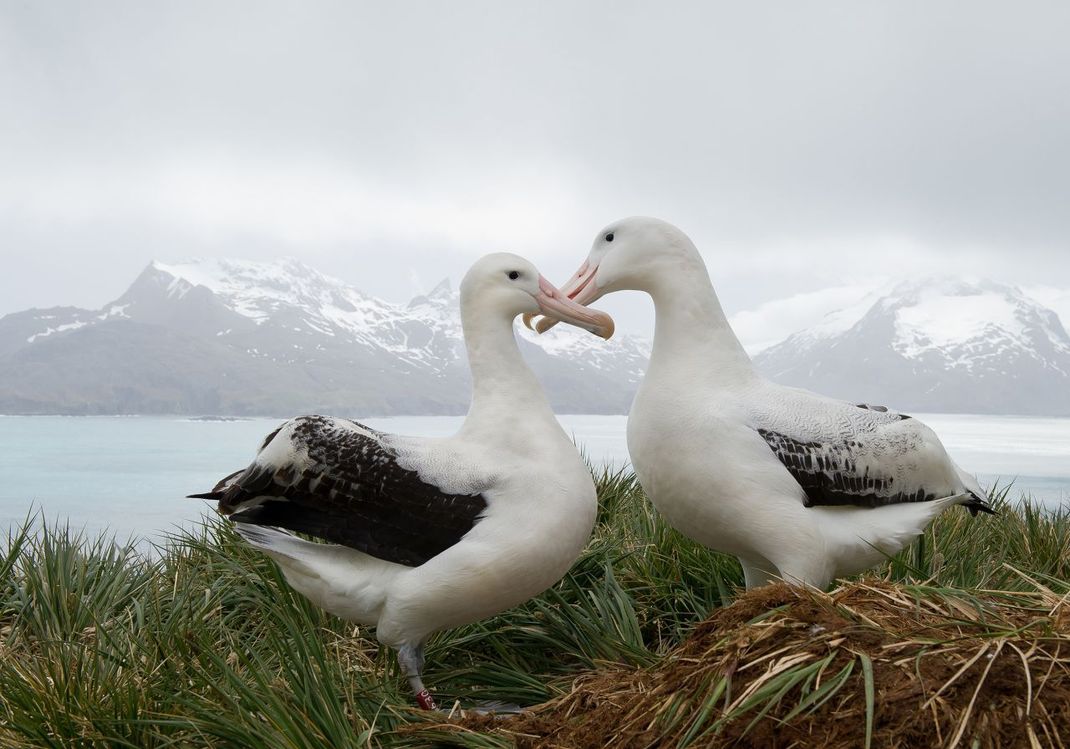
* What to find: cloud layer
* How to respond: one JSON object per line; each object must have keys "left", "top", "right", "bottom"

{"left": 2, "top": 1, "right": 1068, "bottom": 339}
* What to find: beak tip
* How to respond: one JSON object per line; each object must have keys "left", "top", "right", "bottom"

{"left": 521, "top": 312, "right": 536, "bottom": 331}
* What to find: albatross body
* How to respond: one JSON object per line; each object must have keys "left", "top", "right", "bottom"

{"left": 534, "top": 217, "right": 992, "bottom": 590}
{"left": 190, "top": 253, "right": 613, "bottom": 709}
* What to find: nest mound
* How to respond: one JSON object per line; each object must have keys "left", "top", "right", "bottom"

{"left": 428, "top": 580, "right": 1070, "bottom": 748}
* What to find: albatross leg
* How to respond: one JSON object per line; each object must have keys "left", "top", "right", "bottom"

{"left": 397, "top": 643, "right": 437, "bottom": 710}
{"left": 396, "top": 643, "right": 522, "bottom": 714}
{"left": 739, "top": 557, "right": 780, "bottom": 589}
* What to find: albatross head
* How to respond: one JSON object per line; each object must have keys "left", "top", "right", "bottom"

{"left": 461, "top": 252, "right": 615, "bottom": 339}
{"left": 527, "top": 217, "right": 699, "bottom": 333}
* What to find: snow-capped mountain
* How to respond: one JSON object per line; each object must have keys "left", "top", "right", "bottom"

{"left": 5, "top": 265, "right": 1066, "bottom": 416}
{"left": 754, "top": 277, "right": 1070, "bottom": 415}
{"left": 0, "top": 258, "right": 648, "bottom": 416}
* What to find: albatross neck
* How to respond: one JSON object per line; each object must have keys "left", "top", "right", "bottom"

{"left": 644, "top": 259, "right": 756, "bottom": 386}
{"left": 459, "top": 307, "right": 558, "bottom": 439}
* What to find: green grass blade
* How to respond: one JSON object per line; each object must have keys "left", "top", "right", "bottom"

{"left": 859, "top": 652, "right": 875, "bottom": 749}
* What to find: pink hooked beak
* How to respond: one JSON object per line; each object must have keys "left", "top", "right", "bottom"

{"left": 526, "top": 273, "right": 614, "bottom": 339}
{"left": 524, "top": 260, "right": 604, "bottom": 334}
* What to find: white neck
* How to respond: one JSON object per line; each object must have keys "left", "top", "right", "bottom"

{"left": 642, "top": 255, "right": 755, "bottom": 387}
{"left": 459, "top": 303, "right": 560, "bottom": 441}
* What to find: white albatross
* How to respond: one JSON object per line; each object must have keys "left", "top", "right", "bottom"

{"left": 532, "top": 217, "right": 993, "bottom": 590}
{"left": 189, "top": 253, "right": 613, "bottom": 710}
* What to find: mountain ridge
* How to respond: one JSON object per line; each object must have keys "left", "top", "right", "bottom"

{"left": 0, "top": 258, "right": 648, "bottom": 416}
{"left": 753, "top": 277, "right": 1070, "bottom": 415}
{"left": 3, "top": 262, "right": 1068, "bottom": 416}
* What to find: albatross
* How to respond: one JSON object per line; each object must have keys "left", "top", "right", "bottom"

{"left": 531, "top": 217, "right": 993, "bottom": 590}
{"left": 189, "top": 253, "right": 613, "bottom": 710}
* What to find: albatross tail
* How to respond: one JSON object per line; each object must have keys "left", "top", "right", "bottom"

{"left": 233, "top": 523, "right": 404, "bottom": 626}
{"left": 950, "top": 460, "right": 997, "bottom": 516}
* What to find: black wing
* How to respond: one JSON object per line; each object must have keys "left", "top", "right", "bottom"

{"left": 189, "top": 415, "right": 489, "bottom": 567}
{"left": 755, "top": 427, "right": 940, "bottom": 509}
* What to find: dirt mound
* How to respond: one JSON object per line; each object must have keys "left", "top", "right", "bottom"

{"left": 421, "top": 580, "right": 1070, "bottom": 748}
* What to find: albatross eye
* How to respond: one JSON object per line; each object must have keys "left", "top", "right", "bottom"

{"left": 507, "top": 271, "right": 520, "bottom": 280}
{"left": 605, "top": 232, "right": 614, "bottom": 242}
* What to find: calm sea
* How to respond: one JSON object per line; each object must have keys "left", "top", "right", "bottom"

{"left": 1, "top": 413, "right": 1068, "bottom": 543}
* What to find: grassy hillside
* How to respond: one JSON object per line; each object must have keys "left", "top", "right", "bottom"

{"left": 1, "top": 472, "right": 1067, "bottom": 747}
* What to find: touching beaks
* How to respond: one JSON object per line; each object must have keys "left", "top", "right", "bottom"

{"left": 530, "top": 274, "right": 614, "bottom": 340}
{"left": 530, "top": 260, "right": 604, "bottom": 335}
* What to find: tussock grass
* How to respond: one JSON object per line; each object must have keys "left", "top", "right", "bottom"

{"left": 0, "top": 473, "right": 1067, "bottom": 747}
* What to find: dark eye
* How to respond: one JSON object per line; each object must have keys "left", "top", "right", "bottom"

{"left": 605, "top": 232, "right": 614, "bottom": 242}
{"left": 507, "top": 271, "right": 520, "bottom": 280}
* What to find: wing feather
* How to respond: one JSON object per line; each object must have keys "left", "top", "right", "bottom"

{"left": 191, "top": 415, "right": 490, "bottom": 566}
{"left": 750, "top": 396, "right": 991, "bottom": 512}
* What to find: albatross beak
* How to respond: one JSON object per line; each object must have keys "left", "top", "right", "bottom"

{"left": 527, "top": 274, "right": 614, "bottom": 340}
{"left": 525, "top": 260, "right": 604, "bottom": 334}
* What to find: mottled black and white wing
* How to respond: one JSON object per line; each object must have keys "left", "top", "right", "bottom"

{"left": 189, "top": 416, "right": 492, "bottom": 567}
{"left": 750, "top": 400, "right": 993, "bottom": 515}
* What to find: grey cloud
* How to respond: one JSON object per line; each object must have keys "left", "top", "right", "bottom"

{"left": 1, "top": 1, "right": 1068, "bottom": 326}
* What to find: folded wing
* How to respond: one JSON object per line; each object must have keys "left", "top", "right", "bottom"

{"left": 190, "top": 415, "right": 491, "bottom": 566}
{"left": 750, "top": 400, "right": 993, "bottom": 515}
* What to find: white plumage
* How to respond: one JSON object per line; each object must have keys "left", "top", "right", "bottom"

{"left": 538, "top": 217, "right": 993, "bottom": 590}
{"left": 190, "top": 253, "right": 613, "bottom": 709}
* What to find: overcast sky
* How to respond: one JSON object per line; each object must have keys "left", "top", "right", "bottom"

{"left": 2, "top": 1, "right": 1068, "bottom": 343}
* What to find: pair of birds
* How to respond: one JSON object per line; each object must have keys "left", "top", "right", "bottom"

{"left": 191, "top": 217, "right": 992, "bottom": 710}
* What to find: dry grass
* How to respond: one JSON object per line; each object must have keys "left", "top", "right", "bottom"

{"left": 420, "top": 578, "right": 1070, "bottom": 748}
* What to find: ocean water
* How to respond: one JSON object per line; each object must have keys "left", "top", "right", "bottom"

{"left": 1, "top": 413, "right": 1067, "bottom": 544}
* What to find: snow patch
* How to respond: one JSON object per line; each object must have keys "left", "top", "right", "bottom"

{"left": 730, "top": 283, "right": 882, "bottom": 354}
{"left": 27, "top": 320, "right": 87, "bottom": 343}
{"left": 894, "top": 290, "right": 1026, "bottom": 358}
{"left": 98, "top": 304, "right": 130, "bottom": 320}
